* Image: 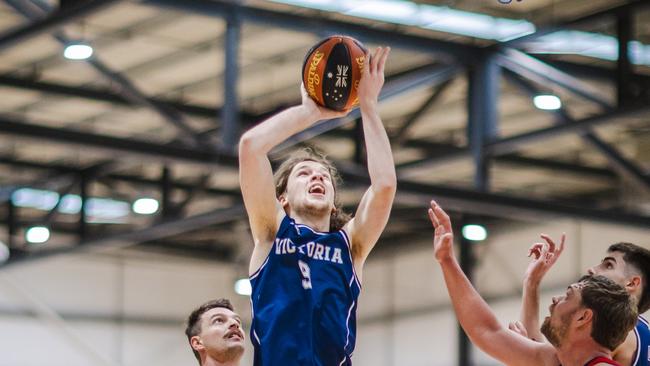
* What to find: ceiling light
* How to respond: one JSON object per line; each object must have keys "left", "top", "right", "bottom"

{"left": 234, "top": 278, "right": 252, "bottom": 296}
{"left": 461, "top": 224, "right": 487, "bottom": 242}
{"left": 533, "top": 95, "right": 562, "bottom": 110}
{"left": 25, "top": 226, "right": 50, "bottom": 244}
{"left": 63, "top": 42, "right": 93, "bottom": 60}
{"left": 0, "top": 240, "right": 9, "bottom": 264}
{"left": 132, "top": 198, "right": 159, "bottom": 215}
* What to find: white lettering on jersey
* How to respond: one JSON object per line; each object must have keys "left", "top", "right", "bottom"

{"left": 275, "top": 238, "right": 344, "bottom": 264}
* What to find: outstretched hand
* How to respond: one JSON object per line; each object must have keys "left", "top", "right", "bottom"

{"left": 508, "top": 321, "right": 529, "bottom": 338}
{"left": 524, "top": 233, "right": 565, "bottom": 282}
{"left": 428, "top": 200, "right": 454, "bottom": 262}
{"left": 300, "top": 83, "right": 350, "bottom": 121}
{"left": 358, "top": 46, "right": 390, "bottom": 110}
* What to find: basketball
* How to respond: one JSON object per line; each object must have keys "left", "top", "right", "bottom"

{"left": 302, "top": 35, "right": 367, "bottom": 111}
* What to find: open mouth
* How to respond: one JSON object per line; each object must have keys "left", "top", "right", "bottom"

{"left": 308, "top": 184, "right": 325, "bottom": 195}
{"left": 225, "top": 331, "right": 244, "bottom": 341}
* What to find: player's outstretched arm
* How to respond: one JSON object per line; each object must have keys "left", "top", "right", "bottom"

{"left": 429, "top": 200, "right": 555, "bottom": 366}
{"left": 239, "top": 86, "right": 349, "bottom": 244}
{"left": 520, "top": 234, "right": 565, "bottom": 342}
{"left": 345, "top": 47, "right": 397, "bottom": 268}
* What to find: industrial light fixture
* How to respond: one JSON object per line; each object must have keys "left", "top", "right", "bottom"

{"left": 533, "top": 95, "right": 562, "bottom": 110}
{"left": 25, "top": 226, "right": 50, "bottom": 244}
{"left": 234, "top": 278, "right": 252, "bottom": 296}
{"left": 63, "top": 41, "right": 93, "bottom": 60}
{"left": 0, "top": 240, "right": 9, "bottom": 263}
{"left": 132, "top": 198, "right": 160, "bottom": 215}
{"left": 461, "top": 224, "right": 488, "bottom": 242}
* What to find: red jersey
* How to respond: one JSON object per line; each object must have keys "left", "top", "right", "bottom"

{"left": 584, "top": 356, "right": 621, "bottom": 366}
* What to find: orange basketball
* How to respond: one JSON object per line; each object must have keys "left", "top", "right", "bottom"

{"left": 302, "top": 35, "right": 367, "bottom": 111}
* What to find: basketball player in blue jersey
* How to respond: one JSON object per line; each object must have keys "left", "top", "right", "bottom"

{"left": 516, "top": 237, "right": 650, "bottom": 366}
{"left": 428, "top": 200, "right": 638, "bottom": 366}
{"left": 238, "top": 46, "right": 395, "bottom": 366}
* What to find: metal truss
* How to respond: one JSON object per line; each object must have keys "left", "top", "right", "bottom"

{"left": 0, "top": 0, "right": 648, "bottom": 278}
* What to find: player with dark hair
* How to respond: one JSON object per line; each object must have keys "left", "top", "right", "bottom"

{"left": 185, "top": 298, "right": 245, "bottom": 366}
{"left": 428, "top": 200, "right": 638, "bottom": 366}
{"left": 517, "top": 237, "right": 650, "bottom": 366}
{"left": 239, "top": 46, "right": 395, "bottom": 365}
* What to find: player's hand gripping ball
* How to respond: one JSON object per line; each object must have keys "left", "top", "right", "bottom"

{"left": 302, "top": 35, "right": 368, "bottom": 111}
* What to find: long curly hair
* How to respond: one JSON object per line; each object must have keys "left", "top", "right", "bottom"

{"left": 274, "top": 148, "right": 351, "bottom": 232}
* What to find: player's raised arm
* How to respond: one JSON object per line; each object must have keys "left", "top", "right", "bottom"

{"left": 429, "top": 200, "right": 556, "bottom": 366}
{"left": 519, "top": 234, "right": 565, "bottom": 342}
{"left": 345, "top": 47, "right": 397, "bottom": 269}
{"left": 238, "top": 86, "right": 349, "bottom": 245}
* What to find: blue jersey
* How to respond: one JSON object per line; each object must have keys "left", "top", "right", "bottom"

{"left": 633, "top": 316, "right": 649, "bottom": 366}
{"left": 250, "top": 215, "right": 361, "bottom": 366}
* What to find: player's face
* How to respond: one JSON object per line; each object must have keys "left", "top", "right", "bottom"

{"left": 541, "top": 283, "right": 582, "bottom": 348}
{"left": 586, "top": 251, "right": 628, "bottom": 286}
{"left": 282, "top": 160, "right": 335, "bottom": 215}
{"left": 193, "top": 307, "right": 245, "bottom": 361}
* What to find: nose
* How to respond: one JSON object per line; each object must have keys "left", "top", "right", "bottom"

{"left": 586, "top": 267, "right": 595, "bottom": 275}
{"left": 227, "top": 319, "right": 240, "bottom": 329}
{"left": 311, "top": 172, "right": 324, "bottom": 182}
{"left": 551, "top": 296, "right": 559, "bottom": 305}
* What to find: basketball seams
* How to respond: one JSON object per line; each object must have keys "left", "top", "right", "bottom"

{"left": 302, "top": 35, "right": 366, "bottom": 111}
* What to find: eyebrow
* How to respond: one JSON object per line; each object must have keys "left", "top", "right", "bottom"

{"left": 602, "top": 256, "right": 616, "bottom": 263}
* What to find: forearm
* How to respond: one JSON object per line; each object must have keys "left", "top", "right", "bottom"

{"left": 521, "top": 276, "right": 543, "bottom": 341}
{"left": 240, "top": 105, "right": 318, "bottom": 154}
{"left": 439, "top": 257, "right": 503, "bottom": 346}
{"left": 360, "top": 105, "right": 396, "bottom": 189}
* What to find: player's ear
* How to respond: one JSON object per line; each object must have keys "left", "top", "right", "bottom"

{"left": 625, "top": 275, "right": 641, "bottom": 294}
{"left": 191, "top": 336, "right": 204, "bottom": 352}
{"left": 279, "top": 194, "right": 288, "bottom": 208}
{"left": 574, "top": 307, "right": 593, "bottom": 327}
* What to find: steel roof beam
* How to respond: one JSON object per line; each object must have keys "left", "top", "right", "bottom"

{"left": 500, "top": 0, "right": 650, "bottom": 48}
{"left": 486, "top": 103, "right": 650, "bottom": 156}
{"left": 146, "top": 0, "right": 476, "bottom": 61}
{"left": 4, "top": 0, "right": 210, "bottom": 149}
{"left": 0, "top": 0, "right": 120, "bottom": 51}
{"left": 0, "top": 116, "right": 235, "bottom": 167}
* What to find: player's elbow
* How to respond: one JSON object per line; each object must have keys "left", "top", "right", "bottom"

{"left": 373, "top": 173, "right": 397, "bottom": 196}
{"left": 238, "top": 130, "right": 265, "bottom": 156}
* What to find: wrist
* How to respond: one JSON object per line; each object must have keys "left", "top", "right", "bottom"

{"left": 436, "top": 254, "right": 456, "bottom": 266}
{"left": 523, "top": 276, "right": 541, "bottom": 290}
{"left": 359, "top": 99, "right": 378, "bottom": 111}
{"left": 295, "top": 104, "right": 320, "bottom": 123}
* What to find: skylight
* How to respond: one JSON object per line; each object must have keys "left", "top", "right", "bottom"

{"left": 270, "top": 0, "right": 650, "bottom": 66}
{"left": 11, "top": 188, "right": 131, "bottom": 223}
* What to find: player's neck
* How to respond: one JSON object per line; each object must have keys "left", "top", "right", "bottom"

{"left": 291, "top": 212, "right": 331, "bottom": 232}
{"left": 556, "top": 337, "right": 612, "bottom": 366}
{"left": 202, "top": 356, "right": 240, "bottom": 366}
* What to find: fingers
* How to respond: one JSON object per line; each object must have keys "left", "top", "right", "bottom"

{"left": 363, "top": 50, "right": 370, "bottom": 75}
{"left": 528, "top": 243, "right": 543, "bottom": 259}
{"left": 428, "top": 207, "right": 439, "bottom": 228}
{"left": 558, "top": 233, "right": 566, "bottom": 254}
{"left": 377, "top": 47, "right": 390, "bottom": 75}
{"left": 430, "top": 200, "right": 452, "bottom": 233}
{"left": 540, "top": 233, "right": 556, "bottom": 253}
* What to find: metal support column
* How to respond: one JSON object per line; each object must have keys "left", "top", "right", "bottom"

{"left": 458, "top": 216, "right": 475, "bottom": 366}
{"left": 468, "top": 53, "right": 500, "bottom": 192}
{"left": 617, "top": 10, "right": 634, "bottom": 107}
{"left": 220, "top": 8, "right": 241, "bottom": 151}
{"left": 7, "top": 200, "right": 16, "bottom": 248}
{"left": 78, "top": 172, "right": 89, "bottom": 241}
{"left": 161, "top": 166, "right": 173, "bottom": 219}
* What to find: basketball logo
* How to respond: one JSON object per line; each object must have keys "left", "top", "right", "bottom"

{"left": 302, "top": 35, "right": 367, "bottom": 111}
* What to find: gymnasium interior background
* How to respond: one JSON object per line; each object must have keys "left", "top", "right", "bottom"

{"left": 0, "top": 0, "right": 648, "bottom": 365}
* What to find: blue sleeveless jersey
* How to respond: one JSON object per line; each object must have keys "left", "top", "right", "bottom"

{"left": 633, "top": 316, "right": 649, "bottom": 366}
{"left": 250, "top": 215, "right": 361, "bottom": 366}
